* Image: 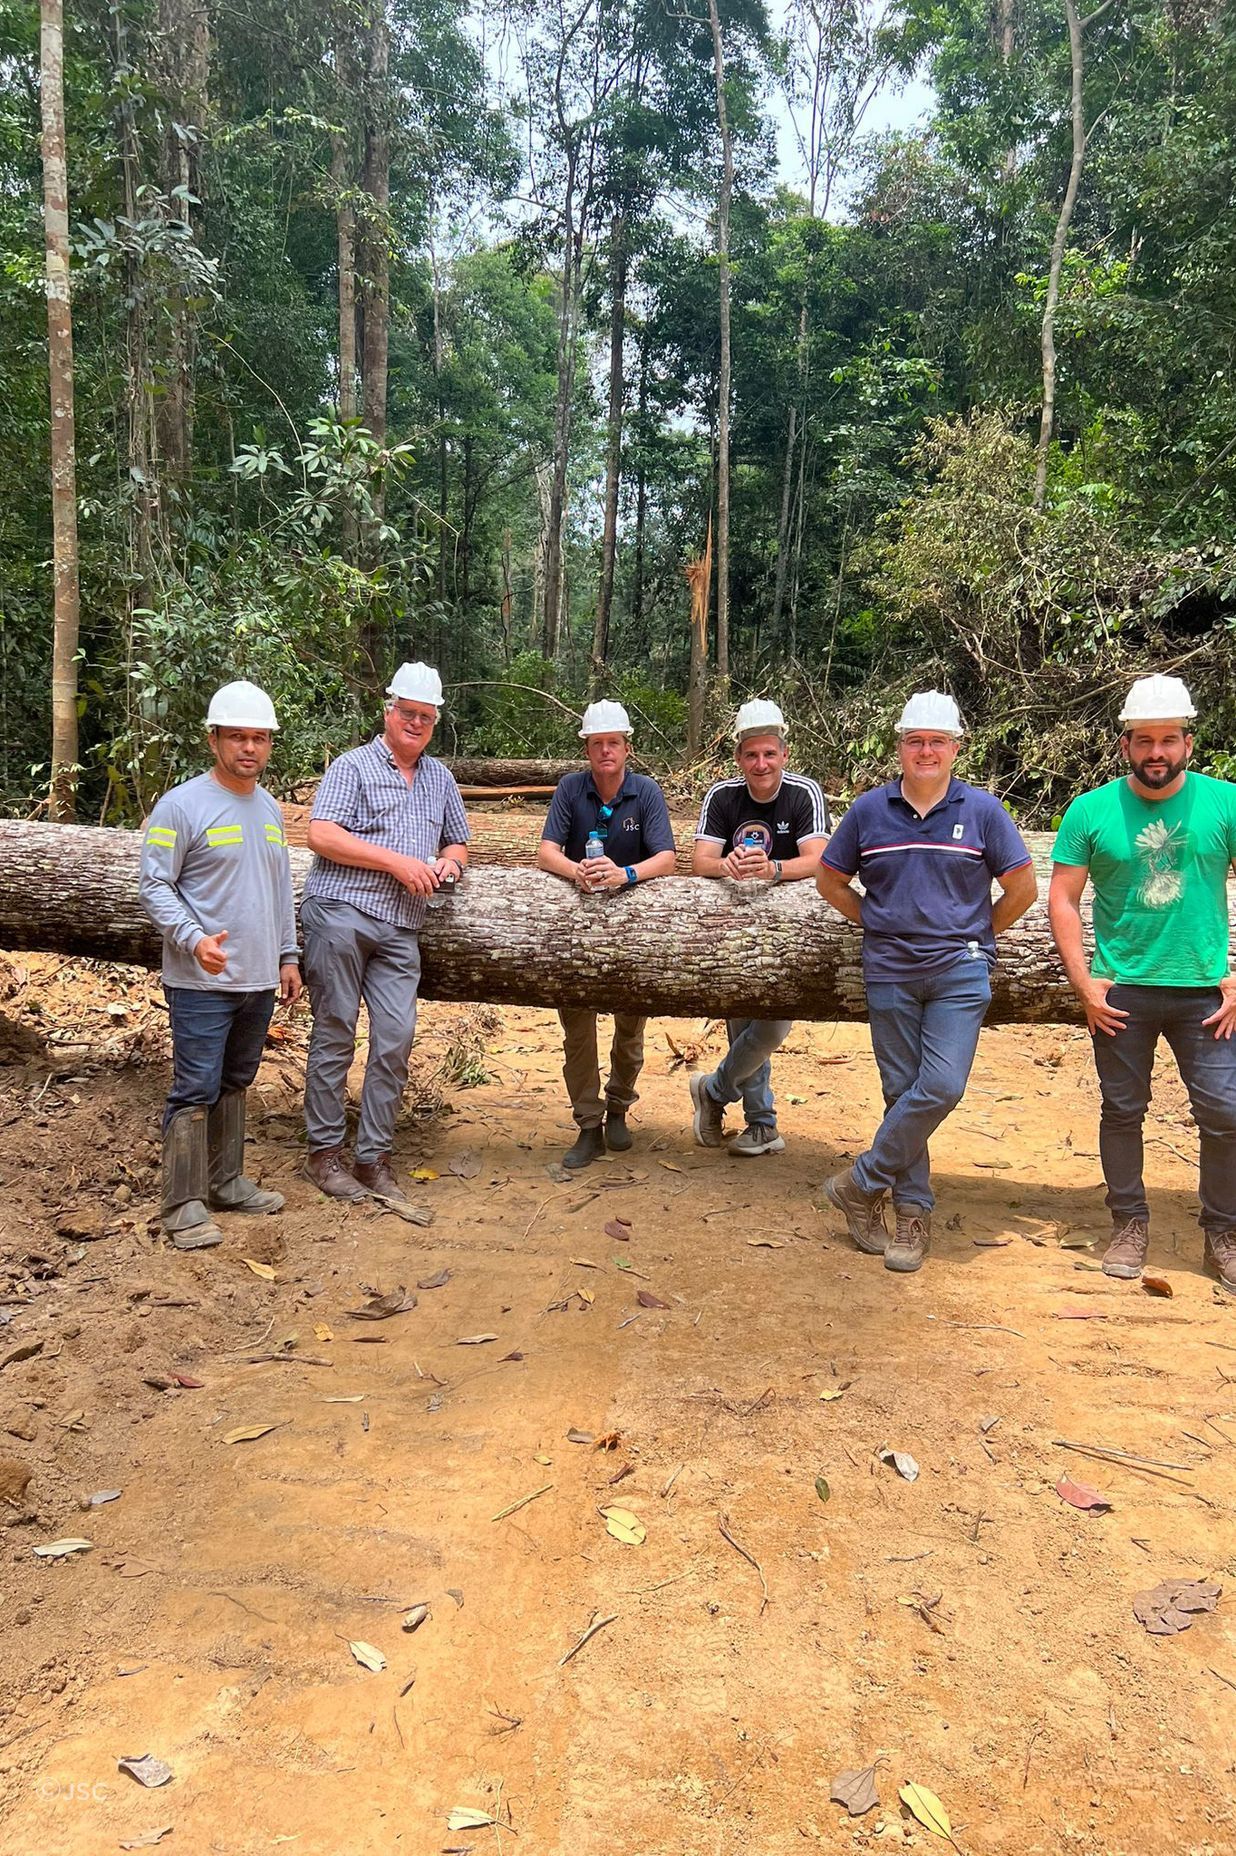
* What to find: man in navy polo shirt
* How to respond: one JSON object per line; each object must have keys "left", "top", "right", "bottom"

{"left": 537, "top": 701, "right": 677, "bottom": 1169}
{"left": 815, "top": 692, "right": 1036, "bottom": 1272}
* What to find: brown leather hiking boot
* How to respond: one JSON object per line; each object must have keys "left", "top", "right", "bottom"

{"left": 1102, "top": 1218, "right": 1150, "bottom": 1280}
{"left": 305, "top": 1146, "right": 368, "bottom": 1202}
{"left": 822, "top": 1167, "right": 889, "bottom": 1256}
{"left": 886, "top": 1207, "right": 931, "bottom": 1274}
{"left": 354, "top": 1156, "right": 408, "bottom": 1202}
{"left": 1204, "top": 1231, "right": 1236, "bottom": 1293}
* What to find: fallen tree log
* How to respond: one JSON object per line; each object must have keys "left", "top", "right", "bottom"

{"left": 448, "top": 757, "right": 579, "bottom": 787}
{"left": 0, "top": 820, "right": 1103, "bottom": 1023}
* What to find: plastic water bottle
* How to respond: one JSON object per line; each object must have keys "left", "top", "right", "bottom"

{"left": 585, "top": 831, "right": 605, "bottom": 862}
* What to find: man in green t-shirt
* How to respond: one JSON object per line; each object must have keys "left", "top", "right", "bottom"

{"left": 1049, "top": 675, "right": 1236, "bottom": 1290}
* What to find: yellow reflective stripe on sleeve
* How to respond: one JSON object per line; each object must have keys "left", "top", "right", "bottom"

{"left": 264, "top": 823, "right": 286, "bottom": 846}
{"left": 145, "top": 826, "right": 177, "bottom": 847}
{"left": 205, "top": 824, "right": 244, "bottom": 846}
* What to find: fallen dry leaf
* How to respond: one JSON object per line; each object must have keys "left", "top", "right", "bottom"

{"left": 831, "top": 1765, "right": 879, "bottom": 1817}
{"left": 747, "top": 1237, "right": 786, "bottom": 1249}
{"left": 577, "top": 1286, "right": 595, "bottom": 1306}
{"left": 172, "top": 1373, "right": 204, "bottom": 1389}
{"left": 323, "top": 1394, "right": 365, "bottom": 1404}
{"left": 602, "top": 1505, "right": 646, "bottom": 1545}
{"left": 221, "top": 1423, "right": 280, "bottom": 1445}
{"left": 604, "top": 1218, "right": 632, "bottom": 1241}
{"left": 635, "top": 1288, "right": 668, "bottom": 1309}
{"left": 571, "top": 1257, "right": 601, "bottom": 1269}
{"left": 349, "top": 1639, "right": 387, "bottom": 1672}
{"left": 456, "top": 1333, "right": 498, "bottom": 1345}
{"left": 446, "top": 1808, "right": 496, "bottom": 1831}
{"left": 32, "top": 1537, "right": 92, "bottom": 1558}
{"left": 347, "top": 1288, "right": 416, "bottom": 1320}
{"left": 1142, "top": 1274, "right": 1174, "bottom": 1298}
{"left": 1056, "top": 1476, "right": 1112, "bottom": 1512}
{"left": 1133, "top": 1577, "right": 1221, "bottom": 1635}
{"left": 87, "top": 1489, "right": 122, "bottom": 1507}
{"left": 819, "top": 1389, "right": 844, "bottom": 1403}
{"left": 899, "top": 1780, "right": 951, "bottom": 1838}
{"left": 410, "top": 1167, "right": 439, "bottom": 1181}
{"left": 119, "top": 1829, "right": 173, "bottom": 1850}
{"left": 401, "top": 1604, "right": 430, "bottom": 1633}
{"left": 566, "top": 1427, "right": 594, "bottom": 1444}
{"left": 117, "top": 1755, "right": 173, "bottom": 1789}
{"left": 877, "top": 1447, "right": 920, "bottom": 1483}
{"left": 241, "top": 1258, "right": 276, "bottom": 1282}
{"left": 416, "top": 1268, "right": 451, "bottom": 1290}
{"left": 815, "top": 1474, "right": 831, "bottom": 1504}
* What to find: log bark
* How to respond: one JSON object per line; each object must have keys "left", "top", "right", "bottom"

{"left": 443, "top": 758, "right": 579, "bottom": 788}
{"left": 0, "top": 822, "right": 1122, "bottom": 1025}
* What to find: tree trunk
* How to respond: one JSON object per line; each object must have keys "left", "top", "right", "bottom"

{"left": 0, "top": 821, "right": 1105, "bottom": 1026}
{"left": 332, "top": 134, "right": 357, "bottom": 423}
{"left": 593, "top": 213, "right": 627, "bottom": 675}
{"left": 1035, "top": 0, "right": 1087, "bottom": 514}
{"left": 543, "top": 212, "right": 580, "bottom": 657}
{"left": 40, "top": 0, "right": 80, "bottom": 824}
{"left": 443, "top": 758, "right": 579, "bottom": 787}
{"left": 632, "top": 340, "right": 648, "bottom": 651}
{"left": 153, "top": 0, "right": 209, "bottom": 488}
{"left": 685, "top": 518, "right": 712, "bottom": 760}
{"left": 359, "top": 1, "right": 390, "bottom": 467}
{"left": 500, "top": 527, "right": 513, "bottom": 664}
{"left": 707, "top": 0, "right": 732, "bottom": 684}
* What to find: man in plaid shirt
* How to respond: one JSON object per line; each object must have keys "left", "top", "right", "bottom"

{"left": 301, "top": 662, "right": 470, "bottom": 1202}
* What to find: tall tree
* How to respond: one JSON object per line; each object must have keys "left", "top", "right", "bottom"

{"left": 706, "top": 0, "right": 733, "bottom": 682}
{"left": 39, "top": 0, "right": 79, "bottom": 822}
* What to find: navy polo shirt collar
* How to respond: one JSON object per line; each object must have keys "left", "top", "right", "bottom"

{"left": 888, "top": 775, "right": 965, "bottom": 822}
{"left": 586, "top": 771, "right": 637, "bottom": 808}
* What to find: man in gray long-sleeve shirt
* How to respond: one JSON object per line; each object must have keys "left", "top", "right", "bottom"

{"left": 139, "top": 680, "right": 302, "bottom": 1249}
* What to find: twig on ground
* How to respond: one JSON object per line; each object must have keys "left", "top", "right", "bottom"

{"left": 1022, "top": 1720, "right": 1044, "bottom": 1789}
{"left": 521, "top": 1197, "right": 553, "bottom": 1241}
{"left": 927, "top": 1315, "right": 1027, "bottom": 1339}
{"left": 1206, "top": 1666, "right": 1236, "bottom": 1695}
{"left": 1052, "top": 1437, "right": 1192, "bottom": 1472}
{"left": 660, "top": 1463, "right": 684, "bottom": 1498}
{"left": 491, "top": 1483, "right": 553, "bottom": 1523}
{"left": 718, "top": 1511, "right": 769, "bottom": 1614}
{"left": 558, "top": 1611, "right": 618, "bottom": 1667}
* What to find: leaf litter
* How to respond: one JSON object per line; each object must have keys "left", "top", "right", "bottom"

{"left": 1055, "top": 1476, "right": 1112, "bottom": 1512}
{"left": 1133, "top": 1578, "right": 1221, "bottom": 1635}
{"left": 347, "top": 1287, "right": 416, "bottom": 1320}
{"left": 877, "top": 1446, "right": 920, "bottom": 1482}
{"left": 349, "top": 1640, "right": 387, "bottom": 1672}
{"left": 831, "top": 1764, "right": 880, "bottom": 1817}
{"left": 117, "top": 1755, "right": 174, "bottom": 1789}
{"left": 899, "top": 1780, "right": 952, "bottom": 1838}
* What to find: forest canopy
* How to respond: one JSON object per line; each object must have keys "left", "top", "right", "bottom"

{"left": 5, "top": 0, "right": 1236, "bottom": 822}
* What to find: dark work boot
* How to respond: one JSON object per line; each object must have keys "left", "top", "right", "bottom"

{"left": 353, "top": 1156, "right": 409, "bottom": 1202}
{"left": 161, "top": 1107, "right": 224, "bottom": 1251}
{"left": 821, "top": 1166, "right": 889, "bottom": 1256}
{"left": 604, "top": 1110, "right": 632, "bottom": 1153}
{"left": 563, "top": 1126, "right": 606, "bottom": 1171}
{"left": 305, "top": 1146, "right": 368, "bottom": 1202}
{"left": 1204, "top": 1231, "right": 1236, "bottom": 1294}
{"left": 208, "top": 1089, "right": 283, "bottom": 1214}
{"left": 1102, "top": 1218, "right": 1150, "bottom": 1280}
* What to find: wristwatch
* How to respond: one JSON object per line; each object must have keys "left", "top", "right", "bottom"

{"left": 771, "top": 860, "right": 783, "bottom": 884}
{"left": 625, "top": 866, "right": 638, "bottom": 887}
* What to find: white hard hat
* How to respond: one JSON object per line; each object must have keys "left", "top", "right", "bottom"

{"left": 386, "top": 661, "right": 444, "bottom": 707}
{"left": 206, "top": 680, "right": 279, "bottom": 731}
{"left": 579, "top": 700, "right": 632, "bottom": 739}
{"left": 1118, "top": 674, "right": 1196, "bottom": 725}
{"left": 734, "top": 698, "right": 787, "bottom": 743}
{"left": 896, "top": 690, "right": 963, "bottom": 736}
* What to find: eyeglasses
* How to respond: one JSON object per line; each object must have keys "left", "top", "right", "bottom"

{"left": 594, "top": 802, "right": 615, "bottom": 841}
{"left": 393, "top": 706, "right": 436, "bottom": 730}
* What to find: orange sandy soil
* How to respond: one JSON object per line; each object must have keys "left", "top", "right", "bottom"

{"left": 0, "top": 952, "right": 1233, "bottom": 1856}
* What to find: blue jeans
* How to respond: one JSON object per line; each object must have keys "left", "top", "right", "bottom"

{"left": 164, "top": 987, "right": 276, "bottom": 1128}
{"left": 853, "top": 956, "right": 992, "bottom": 1211}
{"left": 1092, "top": 984, "right": 1236, "bottom": 1235}
{"left": 707, "top": 1019, "right": 793, "bottom": 1129}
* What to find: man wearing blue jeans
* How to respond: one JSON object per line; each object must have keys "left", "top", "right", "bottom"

{"left": 140, "top": 681, "right": 302, "bottom": 1250}
{"left": 816, "top": 692, "right": 1036, "bottom": 1271}
{"left": 1049, "top": 675, "right": 1236, "bottom": 1290}
{"left": 690, "top": 700, "right": 830, "bottom": 1156}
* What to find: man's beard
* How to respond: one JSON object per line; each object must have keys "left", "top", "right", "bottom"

{"left": 1129, "top": 750, "right": 1188, "bottom": 789}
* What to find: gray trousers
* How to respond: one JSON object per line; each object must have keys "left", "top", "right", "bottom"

{"left": 558, "top": 1009, "right": 646, "bottom": 1130}
{"left": 301, "top": 895, "right": 421, "bottom": 1164}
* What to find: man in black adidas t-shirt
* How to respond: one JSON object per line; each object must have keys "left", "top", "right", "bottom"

{"left": 690, "top": 700, "right": 831, "bottom": 1155}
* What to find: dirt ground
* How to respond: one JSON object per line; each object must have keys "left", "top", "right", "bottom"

{"left": 1, "top": 952, "right": 1234, "bottom": 1856}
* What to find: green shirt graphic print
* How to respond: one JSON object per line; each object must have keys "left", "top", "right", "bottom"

{"left": 1053, "top": 772, "right": 1236, "bottom": 987}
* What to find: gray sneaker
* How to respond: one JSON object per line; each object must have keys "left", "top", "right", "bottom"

{"left": 822, "top": 1167, "right": 889, "bottom": 1256}
{"left": 886, "top": 1207, "right": 931, "bottom": 1273}
{"left": 731, "top": 1123, "right": 786, "bottom": 1157}
{"left": 689, "top": 1073, "right": 725, "bottom": 1148}
{"left": 1102, "top": 1218, "right": 1149, "bottom": 1280}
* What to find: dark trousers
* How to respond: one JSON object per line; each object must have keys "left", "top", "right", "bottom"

{"left": 1092, "top": 984, "right": 1236, "bottom": 1235}
{"left": 164, "top": 987, "right": 275, "bottom": 1129}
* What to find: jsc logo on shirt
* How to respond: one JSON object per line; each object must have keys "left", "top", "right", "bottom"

{"left": 953, "top": 823, "right": 965, "bottom": 841}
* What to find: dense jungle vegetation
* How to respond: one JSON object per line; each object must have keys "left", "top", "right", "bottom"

{"left": 4, "top": 0, "right": 1236, "bottom": 820}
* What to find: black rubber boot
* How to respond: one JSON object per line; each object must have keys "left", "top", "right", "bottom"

{"left": 604, "top": 1111, "right": 632, "bottom": 1152}
{"left": 563, "top": 1126, "right": 606, "bottom": 1170}
{"left": 208, "top": 1089, "right": 283, "bottom": 1214}
{"left": 161, "top": 1107, "right": 224, "bottom": 1250}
